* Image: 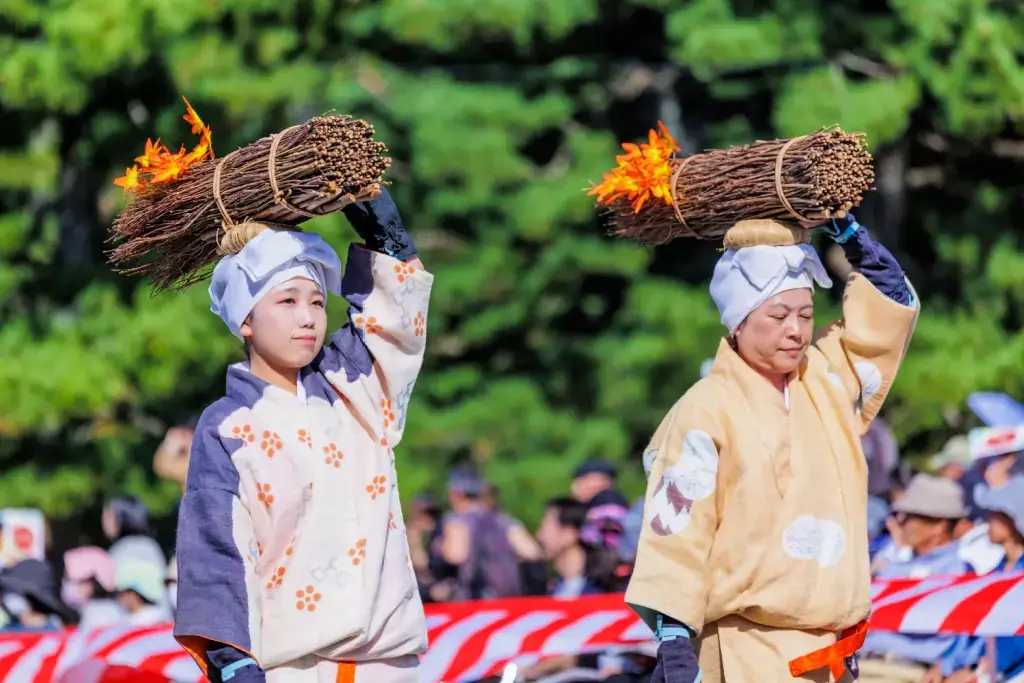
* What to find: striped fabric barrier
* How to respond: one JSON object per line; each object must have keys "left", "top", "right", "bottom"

{"left": 0, "top": 573, "right": 1021, "bottom": 682}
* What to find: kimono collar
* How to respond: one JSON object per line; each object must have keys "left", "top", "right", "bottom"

{"left": 707, "top": 338, "right": 801, "bottom": 413}
{"left": 225, "top": 362, "right": 309, "bottom": 407}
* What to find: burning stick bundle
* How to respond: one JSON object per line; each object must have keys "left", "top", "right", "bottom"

{"left": 109, "top": 98, "right": 391, "bottom": 291}
{"left": 588, "top": 124, "right": 874, "bottom": 245}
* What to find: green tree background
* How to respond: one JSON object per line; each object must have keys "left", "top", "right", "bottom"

{"left": 1, "top": 0, "right": 1022, "bottom": 547}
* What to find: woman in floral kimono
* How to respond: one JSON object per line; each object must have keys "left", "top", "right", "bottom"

{"left": 627, "top": 213, "right": 919, "bottom": 683}
{"left": 174, "top": 188, "right": 431, "bottom": 683}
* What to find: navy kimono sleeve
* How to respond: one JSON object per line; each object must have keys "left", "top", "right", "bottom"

{"left": 173, "top": 400, "right": 263, "bottom": 678}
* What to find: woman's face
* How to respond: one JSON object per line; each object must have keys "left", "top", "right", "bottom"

{"left": 734, "top": 288, "right": 814, "bottom": 378}
{"left": 101, "top": 507, "right": 119, "bottom": 541}
{"left": 241, "top": 277, "right": 327, "bottom": 372}
{"left": 987, "top": 511, "right": 1018, "bottom": 545}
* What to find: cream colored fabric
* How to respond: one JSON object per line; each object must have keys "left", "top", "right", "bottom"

{"left": 266, "top": 655, "right": 420, "bottom": 683}
{"left": 856, "top": 657, "right": 928, "bottom": 683}
{"left": 627, "top": 272, "right": 919, "bottom": 682}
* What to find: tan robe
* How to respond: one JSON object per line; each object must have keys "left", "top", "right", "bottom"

{"left": 626, "top": 272, "right": 919, "bottom": 683}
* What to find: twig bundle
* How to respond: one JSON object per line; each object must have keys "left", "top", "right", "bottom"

{"left": 110, "top": 115, "right": 391, "bottom": 291}
{"left": 592, "top": 125, "right": 874, "bottom": 245}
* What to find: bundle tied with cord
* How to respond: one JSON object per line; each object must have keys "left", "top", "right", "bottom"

{"left": 587, "top": 123, "right": 874, "bottom": 249}
{"left": 108, "top": 97, "right": 391, "bottom": 291}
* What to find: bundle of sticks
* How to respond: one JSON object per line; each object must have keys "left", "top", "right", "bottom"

{"left": 589, "top": 125, "right": 874, "bottom": 245}
{"left": 110, "top": 113, "right": 391, "bottom": 291}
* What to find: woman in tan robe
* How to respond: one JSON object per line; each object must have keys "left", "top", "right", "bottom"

{"left": 626, "top": 213, "right": 919, "bottom": 683}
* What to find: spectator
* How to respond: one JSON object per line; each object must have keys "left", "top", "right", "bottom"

{"left": 152, "top": 425, "right": 195, "bottom": 491}
{"left": 859, "top": 475, "right": 972, "bottom": 683}
{"left": 0, "top": 559, "right": 75, "bottom": 632}
{"left": 115, "top": 559, "right": 168, "bottom": 626}
{"left": 940, "top": 475, "right": 1024, "bottom": 683}
{"left": 62, "top": 546, "right": 123, "bottom": 630}
{"left": 929, "top": 435, "right": 972, "bottom": 483}
{"left": 536, "top": 497, "right": 619, "bottom": 598}
{"left": 407, "top": 493, "right": 443, "bottom": 601}
{"left": 618, "top": 497, "right": 645, "bottom": 562}
{"left": 862, "top": 417, "right": 900, "bottom": 499}
{"left": 103, "top": 496, "right": 166, "bottom": 570}
{"left": 432, "top": 468, "right": 543, "bottom": 601}
{"left": 571, "top": 460, "right": 629, "bottom": 553}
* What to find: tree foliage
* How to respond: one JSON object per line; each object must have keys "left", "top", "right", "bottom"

{"left": 1, "top": 0, "right": 1022, "bottom": 533}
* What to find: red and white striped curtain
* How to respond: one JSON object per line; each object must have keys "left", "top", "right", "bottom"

{"left": 1, "top": 573, "right": 1022, "bottom": 683}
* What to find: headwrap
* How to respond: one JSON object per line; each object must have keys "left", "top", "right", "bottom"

{"left": 209, "top": 230, "right": 342, "bottom": 339}
{"left": 710, "top": 244, "right": 832, "bottom": 333}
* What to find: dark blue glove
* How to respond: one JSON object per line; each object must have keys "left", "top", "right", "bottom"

{"left": 652, "top": 615, "right": 702, "bottom": 683}
{"left": 652, "top": 637, "right": 702, "bottom": 683}
{"left": 208, "top": 644, "right": 265, "bottom": 683}
{"left": 341, "top": 186, "right": 417, "bottom": 262}
{"left": 845, "top": 653, "right": 860, "bottom": 680}
{"left": 816, "top": 213, "right": 912, "bottom": 307}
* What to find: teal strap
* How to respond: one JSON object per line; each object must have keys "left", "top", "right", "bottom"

{"left": 831, "top": 217, "right": 860, "bottom": 244}
{"left": 655, "top": 614, "right": 703, "bottom": 683}
{"left": 221, "top": 658, "right": 258, "bottom": 681}
{"left": 655, "top": 614, "right": 692, "bottom": 642}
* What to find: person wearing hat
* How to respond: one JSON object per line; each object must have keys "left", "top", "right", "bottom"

{"left": 431, "top": 468, "right": 542, "bottom": 602}
{"left": 933, "top": 475, "right": 1024, "bottom": 683}
{"left": 0, "top": 558, "right": 75, "bottom": 632}
{"left": 115, "top": 559, "right": 169, "bottom": 626}
{"left": 858, "top": 475, "right": 972, "bottom": 683}
{"left": 63, "top": 546, "right": 124, "bottom": 631}
{"left": 572, "top": 460, "right": 630, "bottom": 552}
{"left": 627, "top": 213, "right": 919, "bottom": 683}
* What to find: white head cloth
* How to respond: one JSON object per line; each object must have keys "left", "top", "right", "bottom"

{"left": 209, "top": 229, "right": 342, "bottom": 339}
{"left": 710, "top": 244, "right": 832, "bottom": 333}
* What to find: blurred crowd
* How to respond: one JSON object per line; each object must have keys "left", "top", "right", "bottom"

{"left": 2, "top": 395, "right": 1024, "bottom": 683}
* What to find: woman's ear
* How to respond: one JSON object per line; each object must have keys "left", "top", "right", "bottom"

{"left": 239, "top": 317, "right": 253, "bottom": 341}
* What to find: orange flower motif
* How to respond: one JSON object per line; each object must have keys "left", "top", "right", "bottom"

{"left": 588, "top": 121, "right": 680, "bottom": 214}
{"left": 266, "top": 566, "right": 286, "bottom": 590}
{"left": 232, "top": 424, "right": 256, "bottom": 446}
{"left": 348, "top": 538, "right": 367, "bottom": 565}
{"left": 260, "top": 430, "right": 283, "bottom": 458}
{"left": 354, "top": 315, "right": 382, "bottom": 335}
{"left": 297, "top": 429, "right": 312, "bottom": 449}
{"left": 380, "top": 435, "right": 389, "bottom": 448}
{"left": 295, "top": 585, "right": 322, "bottom": 612}
{"left": 256, "top": 482, "right": 275, "bottom": 509}
{"left": 393, "top": 262, "right": 416, "bottom": 283}
{"left": 323, "top": 443, "right": 343, "bottom": 468}
{"left": 381, "top": 399, "right": 396, "bottom": 430}
{"left": 413, "top": 312, "right": 426, "bottom": 337}
{"left": 366, "top": 475, "right": 387, "bottom": 500}
{"left": 389, "top": 512, "right": 398, "bottom": 531}
{"left": 285, "top": 537, "right": 296, "bottom": 557}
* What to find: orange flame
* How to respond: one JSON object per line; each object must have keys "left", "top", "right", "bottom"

{"left": 588, "top": 122, "right": 680, "bottom": 213}
{"left": 114, "top": 96, "right": 215, "bottom": 194}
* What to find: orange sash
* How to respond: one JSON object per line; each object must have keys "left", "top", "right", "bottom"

{"left": 336, "top": 662, "right": 356, "bottom": 683}
{"left": 788, "top": 620, "right": 869, "bottom": 680}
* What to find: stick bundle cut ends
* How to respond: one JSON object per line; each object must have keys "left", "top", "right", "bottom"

{"left": 589, "top": 124, "right": 875, "bottom": 246}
